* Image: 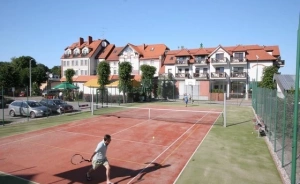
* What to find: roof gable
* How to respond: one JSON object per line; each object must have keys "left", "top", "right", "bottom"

{"left": 175, "top": 49, "right": 191, "bottom": 56}
{"left": 208, "top": 45, "right": 232, "bottom": 57}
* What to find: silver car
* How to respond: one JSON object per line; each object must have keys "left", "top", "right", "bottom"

{"left": 9, "top": 100, "right": 51, "bottom": 118}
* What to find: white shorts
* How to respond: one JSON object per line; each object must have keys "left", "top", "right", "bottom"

{"left": 92, "top": 158, "right": 109, "bottom": 170}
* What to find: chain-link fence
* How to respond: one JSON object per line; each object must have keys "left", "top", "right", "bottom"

{"left": 252, "top": 85, "right": 300, "bottom": 183}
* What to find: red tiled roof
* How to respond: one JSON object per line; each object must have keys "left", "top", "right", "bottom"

{"left": 246, "top": 50, "right": 277, "bottom": 61}
{"left": 75, "top": 75, "right": 98, "bottom": 82}
{"left": 175, "top": 49, "right": 191, "bottom": 56}
{"left": 61, "top": 37, "right": 105, "bottom": 59}
{"left": 106, "top": 47, "right": 124, "bottom": 61}
{"left": 98, "top": 44, "right": 115, "bottom": 59}
{"left": 164, "top": 54, "right": 176, "bottom": 64}
{"left": 263, "top": 45, "right": 280, "bottom": 56}
{"left": 60, "top": 77, "right": 77, "bottom": 82}
{"left": 193, "top": 48, "right": 209, "bottom": 55}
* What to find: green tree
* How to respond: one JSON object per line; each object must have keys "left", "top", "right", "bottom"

{"left": 118, "top": 62, "right": 132, "bottom": 103}
{"left": 11, "top": 56, "right": 37, "bottom": 71}
{"left": 0, "top": 62, "right": 19, "bottom": 88}
{"left": 32, "top": 64, "right": 48, "bottom": 86}
{"left": 97, "top": 61, "right": 111, "bottom": 89}
{"left": 65, "top": 69, "right": 75, "bottom": 83}
{"left": 259, "top": 66, "right": 278, "bottom": 89}
{"left": 140, "top": 64, "right": 156, "bottom": 100}
{"left": 51, "top": 66, "right": 61, "bottom": 77}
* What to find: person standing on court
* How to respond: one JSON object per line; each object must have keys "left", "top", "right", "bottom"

{"left": 184, "top": 93, "right": 189, "bottom": 107}
{"left": 86, "top": 134, "right": 113, "bottom": 184}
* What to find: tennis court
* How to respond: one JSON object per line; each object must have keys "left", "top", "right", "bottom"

{"left": 0, "top": 104, "right": 222, "bottom": 184}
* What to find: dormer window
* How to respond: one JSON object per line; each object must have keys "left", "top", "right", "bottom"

{"left": 150, "top": 47, "right": 154, "bottom": 51}
{"left": 82, "top": 48, "right": 89, "bottom": 56}
{"left": 73, "top": 48, "right": 80, "bottom": 56}
{"left": 64, "top": 50, "right": 71, "bottom": 57}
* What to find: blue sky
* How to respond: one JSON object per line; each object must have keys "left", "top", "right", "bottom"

{"left": 0, "top": 0, "right": 299, "bottom": 74}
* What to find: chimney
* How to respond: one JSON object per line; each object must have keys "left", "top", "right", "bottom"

{"left": 143, "top": 43, "right": 146, "bottom": 50}
{"left": 88, "top": 36, "right": 93, "bottom": 45}
{"left": 79, "top": 37, "right": 84, "bottom": 45}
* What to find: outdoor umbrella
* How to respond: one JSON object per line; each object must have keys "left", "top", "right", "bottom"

{"left": 52, "top": 82, "right": 79, "bottom": 90}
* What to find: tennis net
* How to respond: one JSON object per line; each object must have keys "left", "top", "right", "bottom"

{"left": 92, "top": 104, "right": 223, "bottom": 124}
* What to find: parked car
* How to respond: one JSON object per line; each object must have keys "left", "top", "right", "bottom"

{"left": 8, "top": 100, "right": 51, "bottom": 118}
{"left": 40, "top": 99, "right": 73, "bottom": 113}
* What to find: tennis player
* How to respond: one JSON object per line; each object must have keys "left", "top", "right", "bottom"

{"left": 184, "top": 93, "right": 189, "bottom": 107}
{"left": 86, "top": 134, "right": 113, "bottom": 184}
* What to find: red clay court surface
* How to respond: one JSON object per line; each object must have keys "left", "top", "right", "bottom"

{"left": 0, "top": 106, "right": 221, "bottom": 184}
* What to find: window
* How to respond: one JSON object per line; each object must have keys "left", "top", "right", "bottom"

{"left": 216, "top": 67, "right": 224, "bottom": 73}
{"left": 113, "top": 70, "right": 117, "bottom": 74}
{"left": 216, "top": 53, "right": 224, "bottom": 60}
{"left": 195, "top": 68, "right": 199, "bottom": 74}
{"left": 75, "top": 60, "right": 78, "bottom": 66}
{"left": 85, "top": 70, "right": 87, "bottom": 75}
{"left": 72, "top": 60, "right": 74, "bottom": 66}
{"left": 81, "top": 70, "right": 83, "bottom": 75}
{"left": 234, "top": 53, "right": 243, "bottom": 59}
{"left": 178, "top": 69, "right": 182, "bottom": 73}
{"left": 67, "top": 61, "right": 69, "bottom": 66}
{"left": 185, "top": 68, "right": 189, "bottom": 73}
{"left": 63, "top": 61, "right": 66, "bottom": 66}
{"left": 85, "top": 60, "right": 87, "bottom": 66}
{"left": 168, "top": 69, "right": 172, "bottom": 73}
{"left": 75, "top": 70, "right": 78, "bottom": 75}
{"left": 81, "top": 60, "right": 83, "bottom": 66}
{"left": 203, "top": 68, "right": 208, "bottom": 73}
{"left": 114, "top": 62, "right": 116, "bottom": 66}
{"left": 150, "top": 60, "right": 154, "bottom": 65}
{"left": 233, "top": 67, "right": 243, "bottom": 72}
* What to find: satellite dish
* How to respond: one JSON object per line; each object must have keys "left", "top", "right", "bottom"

{"left": 102, "top": 41, "right": 107, "bottom": 47}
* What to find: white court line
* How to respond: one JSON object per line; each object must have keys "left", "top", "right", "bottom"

{"left": 172, "top": 113, "right": 222, "bottom": 184}
{"left": 0, "top": 116, "right": 110, "bottom": 147}
{"left": 127, "top": 112, "right": 210, "bottom": 184}
{"left": 0, "top": 171, "right": 40, "bottom": 184}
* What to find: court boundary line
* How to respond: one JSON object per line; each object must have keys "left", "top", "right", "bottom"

{"left": 0, "top": 116, "right": 113, "bottom": 147}
{"left": 127, "top": 112, "right": 210, "bottom": 184}
{"left": 0, "top": 171, "right": 40, "bottom": 184}
{"left": 173, "top": 113, "right": 222, "bottom": 184}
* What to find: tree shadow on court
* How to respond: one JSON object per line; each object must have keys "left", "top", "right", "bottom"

{"left": 54, "top": 162, "right": 170, "bottom": 184}
{"left": 0, "top": 174, "right": 37, "bottom": 184}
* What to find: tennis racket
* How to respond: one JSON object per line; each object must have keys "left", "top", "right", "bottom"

{"left": 71, "top": 154, "right": 90, "bottom": 165}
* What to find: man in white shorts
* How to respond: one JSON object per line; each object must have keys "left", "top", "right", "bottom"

{"left": 86, "top": 134, "right": 113, "bottom": 184}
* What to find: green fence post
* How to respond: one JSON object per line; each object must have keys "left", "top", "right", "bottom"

{"left": 2, "top": 86, "right": 4, "bottom": 126}
{"left": 291, "top": 15, "right": 300, "bottom": 184}
{"left": 274, "top": 90, "right": 278, "bottom": 151}
{"left": 281, "top": 90, "right": 287, "bottom": 167}
{"left": 27, "top": 86, "right": 29, "bottom": 122}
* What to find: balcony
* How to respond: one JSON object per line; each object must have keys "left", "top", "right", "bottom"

{"left": 230, "top": 57, "right": 247, "bottom": 64}
{"left": 230, "top": 72, "right": 247, "bottom": 78}
{"left": 211, "top": 57, "right": 229, "bottom": 65}
{"left": 175, "top": 73, "right": 191, "bottom": 79}
{"left": 193, "top": 73, "right": 209, "bottom": 79}
{"left": 194, "top": 58, "right": 208, "bottom": 66}
{"left": 275, "top": 59, "right": 285, "bottom": 67}
{"left": 175, "top": 59, "right": 189, "bottom": 66}
{"left": 211, "top": 72, "right": 228, "bottom": 79}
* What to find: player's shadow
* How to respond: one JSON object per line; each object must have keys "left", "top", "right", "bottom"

{"left": 54, "top": 162, "right": 170, "bottom": 184}
{"left": 112, "top": 162, "right": 171, "bottom": 184}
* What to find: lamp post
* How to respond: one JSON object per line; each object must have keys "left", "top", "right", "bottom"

{"left": 46, "top": 72, "right": 53, "bottom": 117}
{"left": 29, "top": 59, "right": 34, "bottom": 97}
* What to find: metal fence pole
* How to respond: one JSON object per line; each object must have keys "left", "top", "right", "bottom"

{"left": 274, "top": 90, "right": 278, "bottom": 151}
{"left": 281, "top": 90, "right": 287, "bottom": 167}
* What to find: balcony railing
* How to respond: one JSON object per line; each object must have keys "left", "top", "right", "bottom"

{"left": 193, "top": 73, "right": 209, "bottom": 79}
{"left": 230, "top": 72, "right": 247, "bottom": 78}
{"left": 231, "top": 57, "right": 246, "bottom": 63}
{"left": 211, "top": 72, "right": 228, "bottom": 78}
{"left": 175, "top": 73, "right": 191, "bottom": 79}
{"left": 194, "top": 59, "right": 207, "bottom": 65}
{"left": 175, "top": 59, "right": 189, "bottom": 65}
{"left": 211, "top": 57, "right": 229, "bottom": 63}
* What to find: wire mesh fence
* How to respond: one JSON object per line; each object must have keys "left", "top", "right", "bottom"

{"left": 252, "top": 85, "right": 300, "bottom": 183}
